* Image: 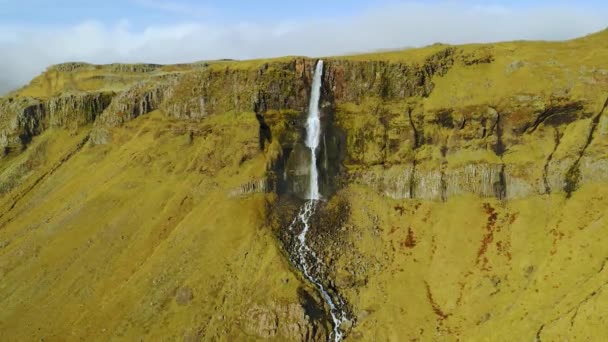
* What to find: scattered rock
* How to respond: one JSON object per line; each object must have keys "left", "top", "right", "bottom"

{"left": 340, "top": 318, "right": 353, "bottom": 331}
{"left": 182, "top": 327, "right": 204, "bottom": 342}
{"left": 477, "top": 312, "right": 492, "bottom": 325}
{"left": 506, "top": 60, "right": 525, "bottom": 74}
{"left": 524, "top": 265, "right": 536, "bottom": 278}
{"left": 175, "top": 287, "right": 193, "bottom": 305}
{"left": 357, "top": 310, "right": 370, "bottom": 322}
{"left": 243, "top": 301, "right": 327, "bottom": 341}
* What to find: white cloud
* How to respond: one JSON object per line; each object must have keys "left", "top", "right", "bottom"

{"left": 0, "top": 2, "right": 606, "bottom": 95}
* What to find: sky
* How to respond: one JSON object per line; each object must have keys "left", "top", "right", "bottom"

{"left": 0, "top": 0, "right": 607, "bottom": 94}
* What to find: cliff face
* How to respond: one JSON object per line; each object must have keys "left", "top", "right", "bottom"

{"left": 5, "top": 41, "right": 605, "bottom": 200}
{"left": 1, "top": 30, "right": 608, "bottom": 341}
{"left": 0, "top": 93, "right": 112, "bottom": 154}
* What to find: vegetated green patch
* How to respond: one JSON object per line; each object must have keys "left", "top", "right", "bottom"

{"left": 1, "top": 28, "right": 608, "bottom": 341}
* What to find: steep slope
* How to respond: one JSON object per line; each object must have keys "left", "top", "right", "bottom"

{"left": 322, "top": 184, "right": 608, "bottom": 340}
{"left": 0, "top": 112, "right": 329, "bottom": 340}
{"left": 0, "top": 30, "right": 607, "bottom": 341}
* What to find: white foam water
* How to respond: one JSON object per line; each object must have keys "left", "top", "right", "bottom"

{"left": 305, "top": 59, "right": 323, "bottom": 200}
{"left": 289, "top": 201, "right": 348, "bottom": 341}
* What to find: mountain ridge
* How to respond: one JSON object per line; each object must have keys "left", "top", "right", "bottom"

{"left": 0, "top": 29, "right": 607, "bottom": 340}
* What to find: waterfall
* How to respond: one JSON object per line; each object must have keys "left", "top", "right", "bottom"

{"left": 306, "top": 60, "right": 323, "bottom": 200}
{"left": 289, "top": 60, "right": 348, "bottom": 342}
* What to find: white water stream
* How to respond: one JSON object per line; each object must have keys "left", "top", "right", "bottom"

{"left": 289, "top": 60, "right": 348, "bottom": 341}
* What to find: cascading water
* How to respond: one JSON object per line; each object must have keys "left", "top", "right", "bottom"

{"left": 288, "top": 60, "right": 349, "bottom": 341}
{"left": 305, "top": 60, "right": 323, "bottom": 201}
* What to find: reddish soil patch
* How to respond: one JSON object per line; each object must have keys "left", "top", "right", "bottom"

{"left": 402, "top": 227, "right": 417, "bottom": 248}
{"left": 476, "top": 203, "right": 499, "bottom": 268}
{"left": 425, "top": 281, "right": 450, "bottom": 320}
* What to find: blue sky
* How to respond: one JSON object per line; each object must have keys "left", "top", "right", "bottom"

{"left": 1, "top": 0, "right": 387, "bottom": 27}
{"left": 0, "top": 0, "right": 607, "bottom": 93}
{"left": 2, "top": 0, "right": 606, "bottom": 26}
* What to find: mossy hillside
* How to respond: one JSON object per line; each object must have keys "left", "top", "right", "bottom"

{"left": 0, "top": 127, "right": 87, "bottom": 196}
{"left": 327, "top": 182, "right": 608, "bottom": 340}
{"left": 331, "top": 34, "right": 608, "bottom": 199}
{"left": 0, "top": 110, "right": 332, "bottom": 340}
{"left": 0, "top": 30, "right": 607, "bottom": 341}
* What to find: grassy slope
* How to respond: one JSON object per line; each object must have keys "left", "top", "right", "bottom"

{"left": 0, "top": 111, "right": 308, "bottom": 340}
{"left": 338, "top": 183, "right": 608, "bottom": 341}
{"left": 330, "top": 30, "right": 608, "bottom": 341}
{"left": 0, "top": 30, "right": 607, "bottom": 341}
